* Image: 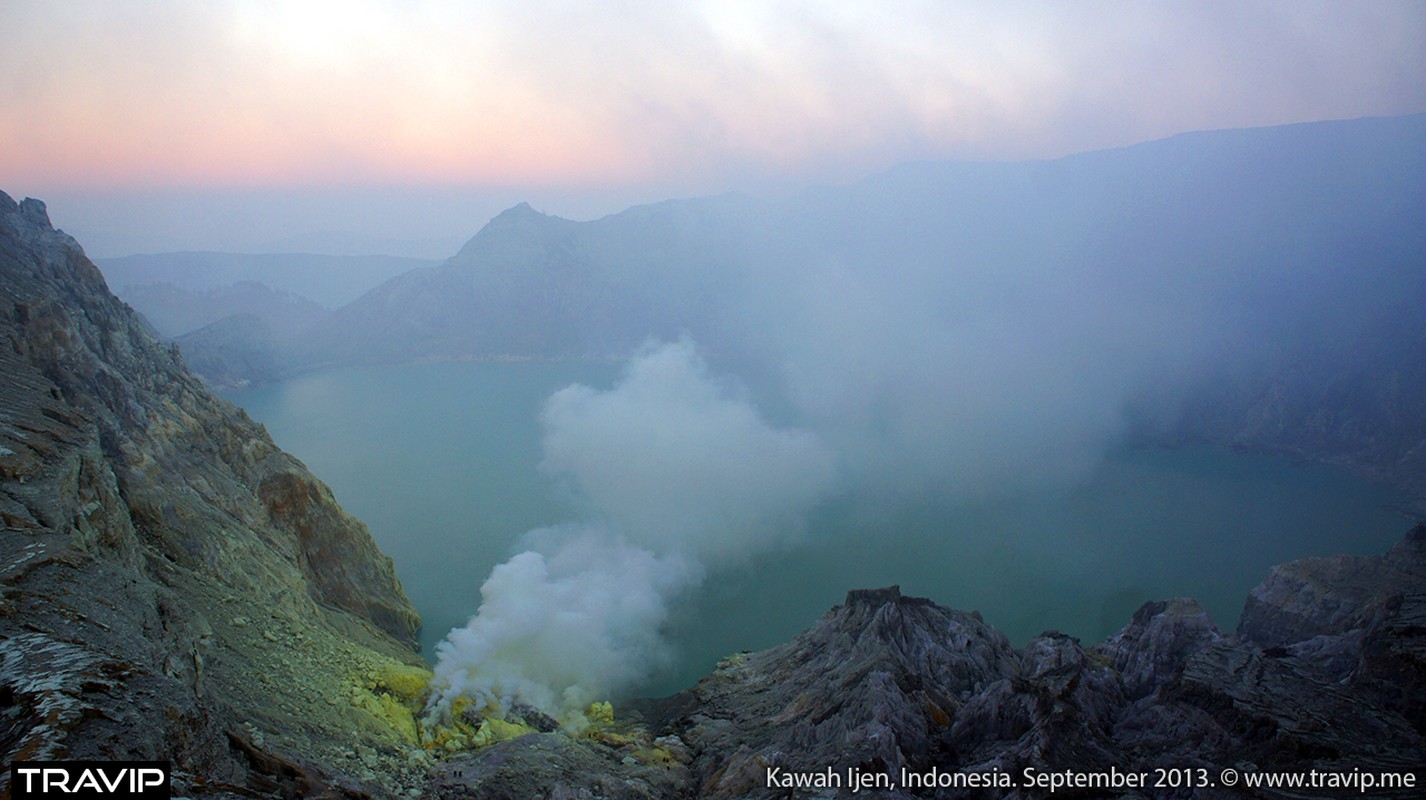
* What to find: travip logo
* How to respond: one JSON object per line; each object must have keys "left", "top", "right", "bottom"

{"left": 9, "top": 762, "right": 170, "bottom": 799}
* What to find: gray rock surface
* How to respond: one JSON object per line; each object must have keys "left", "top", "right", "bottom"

{"left": 1, "top": 191, "right": 428, "bottom": 797}
{"left": 611, "top": 538, "right": 1425, "bottom": 799}
{"left": 427, "top": 733, "right": 687, "bottom": 800}
{"left": 1100, "top": 598, "right": 1221, "bottom": 701}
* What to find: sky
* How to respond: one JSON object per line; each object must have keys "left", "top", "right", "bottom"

{"left": 2, "top": 0, "right": 1424, "bottom": 256}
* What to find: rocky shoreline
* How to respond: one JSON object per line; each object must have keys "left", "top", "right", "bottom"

{"left": 418, "top": 527, "right": 1426, "bottom": 799}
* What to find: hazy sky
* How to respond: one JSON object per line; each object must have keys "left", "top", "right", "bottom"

{"left": 3, "top": 0, "right": 1423, "bottom": 255}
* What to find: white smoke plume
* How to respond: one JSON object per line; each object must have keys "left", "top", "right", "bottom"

{"left": 540, "top": 337, "right": 836, "bottom": 565}
{"left": 426, "top": 526, "right": 695, "bottom": 723}
{"left": 428, "top": 339, "right": 836, "bottom": 722}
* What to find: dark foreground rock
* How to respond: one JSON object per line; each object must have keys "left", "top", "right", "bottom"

{"left": 609, "top": 532, "right": 1426, "bottom": 800}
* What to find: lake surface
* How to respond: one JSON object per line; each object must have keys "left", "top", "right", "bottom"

{"left": 228, "top": 362, "right": 1408, "bottom": 697}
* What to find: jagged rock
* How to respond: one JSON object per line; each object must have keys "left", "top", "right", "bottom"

{"left": 623, "top": 547, "right": 1425, "bottom": 799}
{"left": 948, "top": 632, "right": 1127, "bottom": 780}
{"left": 19, "top": 196, "right": 50, "bottom": 226}
{"left": 1355, "top": 590, "right": 1426, "bottom": 736}
{"left": 1239, "top": 553, "right": 1419, "bottom": 650}
{"left": 644, "top": 587, "right": 1017, "bottom": 799}
{"left": 507, "top": 702, "right": 561, "bottom": 733}
{"left": 1099, "top": 598, "right": 1221, "bottom": 700}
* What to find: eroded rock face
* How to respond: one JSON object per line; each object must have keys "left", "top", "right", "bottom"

{"left": 0, "top": 193, "right": 425, "bottom": 797}
{"left": 1100, "top": 598, "right": 1221, "bottom": 701}
{"left": 606, "top": 532, "right": 1425, "bottom": 800}
{"left": 648, "top": 588, "right": 1017, "bottom": 799}
{"left": 1239, "top": 527, "right": 1426, "bottom": 649}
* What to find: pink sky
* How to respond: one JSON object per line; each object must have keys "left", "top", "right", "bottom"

{"left": 3, "top": 1, "right": 1424, "bottom": 254}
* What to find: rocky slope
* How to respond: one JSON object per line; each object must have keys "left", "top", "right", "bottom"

{"left": 0, "top": 193, "right": 430, "bottom": 797}
{"left": 173, "top": 313, "right": 289, "bottom": 391}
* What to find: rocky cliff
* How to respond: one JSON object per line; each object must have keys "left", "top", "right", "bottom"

{"left": 668, "top": 534, "right": 1424, "bottom": 798}
{"left": 0, "top": 193, "right": 430, "bottom": 797}
{"left": 1171, "top": 335, "right": 1426, "bottom": 513}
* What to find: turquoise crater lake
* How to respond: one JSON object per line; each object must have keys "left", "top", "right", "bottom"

{"left": 228, "top": 362, "right": 1408, "bottom": 697}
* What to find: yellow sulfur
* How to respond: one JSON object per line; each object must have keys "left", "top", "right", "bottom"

{"left": 587, "top": 700, "right": 615, "bottom": 725}
{"left": 375, "top": 662, "right": 433, "bottom": 701}
{"left": 471, "top": 717, "right": 538, "bottom": 747}
{"left": 373, "top": 692, "right": 420, "bottom": 743}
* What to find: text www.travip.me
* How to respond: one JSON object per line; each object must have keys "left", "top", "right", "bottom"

{"left": 1236, "top": 767, "right": 1418, "bottom": 794}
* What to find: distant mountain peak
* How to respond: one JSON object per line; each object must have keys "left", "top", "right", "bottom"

{"left": 467, "top": 202, "right": 560, "bottom": 237}
{"left": 448, "top": 201, "right": 575, "bottom": 264}
{"left": 486, "top": 201, "right": 548, "bottom": 224}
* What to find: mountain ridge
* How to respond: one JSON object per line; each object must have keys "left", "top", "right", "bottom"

{"left": 203, "top": 113, "right": 1426, "bottom": 370}
{"left": 168, "top": 113, "right": 1426, "bottom": 512}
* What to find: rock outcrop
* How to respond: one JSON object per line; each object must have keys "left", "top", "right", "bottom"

{"left": 613, "top": 531, "right": 1426, "bottom": 799}
{"left": 0, "top": 192, "right": 428, "bottom": 797}
{"left": 657, "top": 588, "right": 1018, "bottom": 798}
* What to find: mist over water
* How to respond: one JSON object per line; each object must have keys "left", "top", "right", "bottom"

{"left": 223, "top": 116, "right": 1425, "bottom": 720}
{"left": 230, "top": 360, "right": 1407, "bottom": 705}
